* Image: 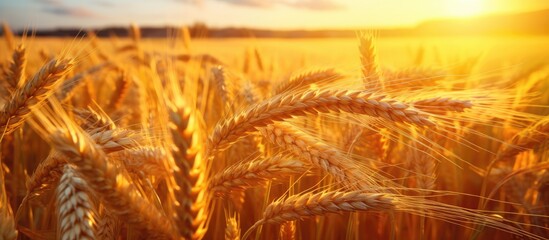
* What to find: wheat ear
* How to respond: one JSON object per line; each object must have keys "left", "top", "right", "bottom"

{"left": 0, "top": 58, "right": 73, "bottom": 135}
{"left": 5, "top": 44, "right": 27, "bottom": 89}
{"left": 169, "top": 103, "right": 208, "bottom": 240}
{"left": 27, "top": 127, "right": 141, "bottom": 196}
{"left": 248, "top": 191, "right": 394, "bottom": 234}
{"left": 259, "top": 122, "right": 384, "bottom": 191}
{"left": 50, "top": 128, "right": 175, "bottom": 238}
{"left": 498, "top": 116, "right": 549, "bottom": 159}
{"left": 108, "top": 71, "right": 131, "bottom": 110}
{"left": 87, "top": 128, "right": 143, "bottom": 152}
{"left": 56, "top": 165, "right": 96, "bottom": 240}
{"left": 413, "top": 97, "right": 473, "bottom": 114}
{"left": 279, "top": 221, "right": 296, "bottom": 240}
{"left": 2, "top": 22, "right": 15, "bottom": 50}
{"left": 274, "top": 68, "right": 343, "bottom": 95}
{"left": 382, "top": 67, "right": 445, "bottom": 89}
{"left": 73, "top": 107, "right": 116, "bottom": 131}
{"left": 96, "top": 205, "right": 119, "bottom": 240}
{"left": 57, "top": 63, "right": 110, "bottom": 102}
{"left": 209, "top": 89, "right": 434, "bottom": 154}
{"left": 208, "top": 154, "right": 309, "bottom": 196}
{"left": 358, "top": 32, "right": 382, "bottom": 89}
{"left": 118, "top": 146, "right": 168, "bottom": 178}
{"left": 225, "top": 214, "right": 240, "bottom": 240}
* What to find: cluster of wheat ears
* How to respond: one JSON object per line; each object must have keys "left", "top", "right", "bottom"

{"left": 0, "top": 23, "right": 548, "bottom": 240}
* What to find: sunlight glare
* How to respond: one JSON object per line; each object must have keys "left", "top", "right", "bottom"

{"left": 446, "top": 0, "right": 484, "bottom": 17}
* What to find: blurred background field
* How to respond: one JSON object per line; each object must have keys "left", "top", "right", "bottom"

{"left": 15, "top": 35, "right": 549, "bottom": 71}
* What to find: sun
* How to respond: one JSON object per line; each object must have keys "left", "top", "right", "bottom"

{"left": 446, "top": 0, "right": 485, "bottom": 17}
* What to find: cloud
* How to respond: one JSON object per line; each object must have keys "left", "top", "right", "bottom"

{"left": 43, "top": 6, "right": 96, "bottom": 17}
{"left": 36, "top": 0, "right": 97, "bottom": 17}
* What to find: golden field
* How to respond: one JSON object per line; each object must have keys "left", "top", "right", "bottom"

{"left": 1, "top": 26, "right": 549, "bottom": 240}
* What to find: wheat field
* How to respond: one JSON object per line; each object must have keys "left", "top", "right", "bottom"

{"left": 1, "top": 24, "right": 549, "bottom": 239}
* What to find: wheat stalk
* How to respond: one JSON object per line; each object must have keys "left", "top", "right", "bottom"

{"left": 26, "top": 127, "right": 141, "bottom": 196}
{"left": 209, "top": 89, "right": 435, "bottom": 154}
{"left": 50, "top": 127, "right": 175, "bottom": 238}
{"left": 0, "top": 58, "right": 73, "bottom": 135}
{"left": 56, "top": 165, "right": 96, "bottom": 240}
{"left": 259, "top": 122, "right": 386, "bottom": 191}
{"left": 249, "top": 190, "right": 394, "bottom": 231}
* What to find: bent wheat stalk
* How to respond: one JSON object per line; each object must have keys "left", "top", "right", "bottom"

{"left": 209, "top": 89, "right": 434, "bottom": 154}
{"left": 245, "top": 190, "right": 394, "bottom": 238}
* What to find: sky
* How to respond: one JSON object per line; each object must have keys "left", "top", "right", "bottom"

{"left": 1, "top": 0, "right": 548, "bottom": 30}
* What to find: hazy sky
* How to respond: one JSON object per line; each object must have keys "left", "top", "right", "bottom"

{"left": 1, "top": 0, "right": 548, "bottom": 30}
